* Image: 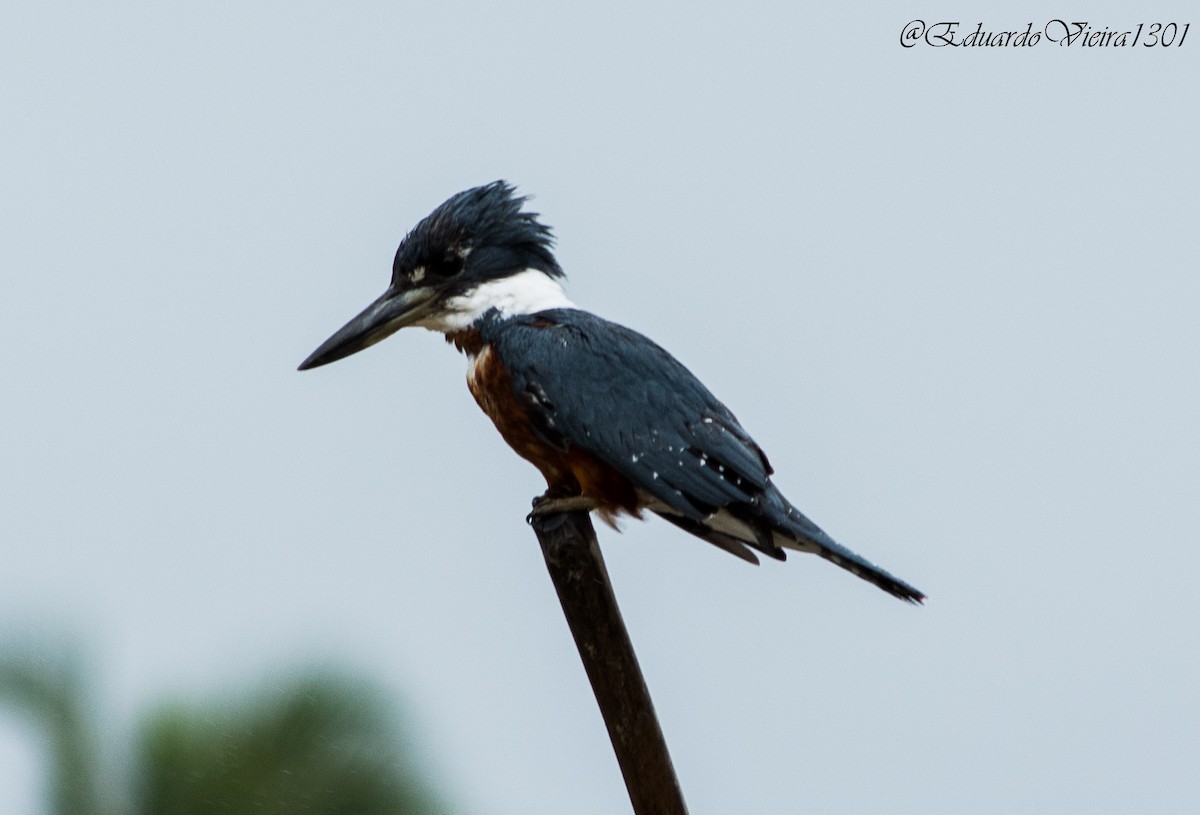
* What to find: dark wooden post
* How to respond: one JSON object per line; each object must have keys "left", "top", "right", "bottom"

{"left": 529, "top": 509, "right": 689, "bottom": 815}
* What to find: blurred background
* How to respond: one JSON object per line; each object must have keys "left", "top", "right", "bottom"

{"left": 2, "top": 2, "right": 1197, "bottom": 813}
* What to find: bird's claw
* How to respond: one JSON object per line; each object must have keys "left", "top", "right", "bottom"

{"left": 526, "top": 494, "right": 598, "bottom": 523}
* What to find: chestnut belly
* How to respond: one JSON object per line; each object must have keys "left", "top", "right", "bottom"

{"left": 467, "top": 344, "right": 642, "bottom": 519}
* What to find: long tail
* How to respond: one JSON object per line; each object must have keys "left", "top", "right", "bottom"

{"left": 646, "top": 488, "right": 926, "bottom": 603}
{"left": 764, "top": 489, "right": 926, "bottom": 604}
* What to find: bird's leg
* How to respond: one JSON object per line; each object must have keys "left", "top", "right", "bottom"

{"left": 527, "top": 492, "right": 599, "bottom": 522}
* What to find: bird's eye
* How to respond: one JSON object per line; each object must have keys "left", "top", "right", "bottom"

{"left": 429, "top": 251, "right": 464, "bottom": 279}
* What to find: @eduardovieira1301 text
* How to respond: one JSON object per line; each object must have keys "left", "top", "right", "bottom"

{"left": 901, "top": 20, "right": 1190, "bottom": 48}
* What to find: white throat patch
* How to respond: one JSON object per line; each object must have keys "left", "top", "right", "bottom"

{"left": 418, "top": 269, "right": 576, "bottom": 333}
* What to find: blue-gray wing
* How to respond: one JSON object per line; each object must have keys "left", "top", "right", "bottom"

{"left": 482, "top": 309, "right": 772, "bottom": 519}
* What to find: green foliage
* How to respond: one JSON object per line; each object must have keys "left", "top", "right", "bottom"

{"left": 1, "top": 648, "right": 450, "bottom": 815}
{"left": 0, "top": 648, "right": 101, "bottom": 815}
{"left": 136, "top": 674, "right": 445, "bottom": 815}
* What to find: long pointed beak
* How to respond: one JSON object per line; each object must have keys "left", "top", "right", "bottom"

{"left": 298, "top": 285, "right": 438, "bottom": 371}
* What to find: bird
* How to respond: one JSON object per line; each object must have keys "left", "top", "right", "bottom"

{"left": 299, "top": 182, "right": 924, "bottom": 603}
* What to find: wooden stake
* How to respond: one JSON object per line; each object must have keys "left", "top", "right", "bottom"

{"left": 529, "top": 509, "right": 689, "bottom": 815}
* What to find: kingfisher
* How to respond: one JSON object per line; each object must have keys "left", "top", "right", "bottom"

{"left": 299, "top": 182, "right": 924, "bottom": 603}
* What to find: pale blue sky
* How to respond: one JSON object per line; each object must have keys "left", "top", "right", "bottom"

{"left": 2, "top": 2, "right": 1198, "bottom": 813}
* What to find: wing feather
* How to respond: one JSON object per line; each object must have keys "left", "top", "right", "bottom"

{"left": 483, "top": 310, "right": 768, "bottom": 520}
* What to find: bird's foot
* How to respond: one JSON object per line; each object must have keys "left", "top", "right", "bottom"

{"left": 527, "top": 494, "right": 598, "bottom": 523}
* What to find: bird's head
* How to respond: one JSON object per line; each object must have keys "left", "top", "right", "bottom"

{"left": 299, "top": 181, "right": 572, "bottom": 370}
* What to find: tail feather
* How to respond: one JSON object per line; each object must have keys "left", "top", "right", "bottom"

{"left": 764, "top": 489, "right": 926, "bottom": 604}
{"left": 780, "top": 536, "right": 925, "bottom": 603}
{"left": 642, "top": 489, "right": 926, "bottom": 604}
